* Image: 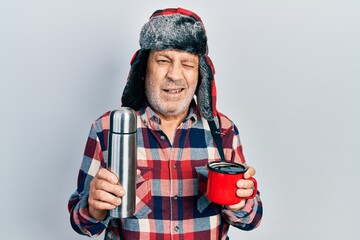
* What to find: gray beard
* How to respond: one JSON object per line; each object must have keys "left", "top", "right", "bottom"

{"left": 146, "top": 91, "right": 195, "bottom": 118}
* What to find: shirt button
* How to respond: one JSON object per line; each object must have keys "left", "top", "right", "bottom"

{"left": 160, "top": 135, "right": 165, "bottom": 140}
{"left": 173, "top": 195, "right": 178, "bottom": 200}
{"left": 174, "top": 226, "right": 179, "bottom": 232}
{"left": 173, "top": 164, "right": 177, "bottom": 169}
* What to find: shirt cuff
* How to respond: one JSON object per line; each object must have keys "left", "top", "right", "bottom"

{"left": 78, "top": 194, "right": 112, "bottom": 232}
{"left": 221, "top": 198, "right": 254, "bottom": 224}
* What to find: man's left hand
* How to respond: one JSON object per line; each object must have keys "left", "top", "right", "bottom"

{"left": 225, "top": 166, "right": 256, "bottom": 211}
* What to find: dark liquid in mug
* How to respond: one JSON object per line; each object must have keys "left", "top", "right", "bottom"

{"left": 214, "top": 166, "right": 244, "bottom": 174}
{"left": 209, "top": 162, "right": 246, "bottom": 174}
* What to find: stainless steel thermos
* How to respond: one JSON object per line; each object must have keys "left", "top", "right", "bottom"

{"left": 108, "top": 108, "right": 137, "bottom": 218}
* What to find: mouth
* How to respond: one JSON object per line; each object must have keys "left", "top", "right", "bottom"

{"left": 163, "top": 88, "right": 184, "bottom": 94}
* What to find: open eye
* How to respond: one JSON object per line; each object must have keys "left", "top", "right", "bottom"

{"left": 156, "top": 58, "right": 170, "bottom": 64}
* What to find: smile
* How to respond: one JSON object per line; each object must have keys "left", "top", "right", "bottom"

{"left": 163, "top": 88, "right": 184, "bottom": 94}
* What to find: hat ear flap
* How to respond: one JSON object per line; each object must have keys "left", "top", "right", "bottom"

{"left": 121, "top": 50, "right": 149, "bottom": 110}
{"left": 197, "top": 56, "right": 217, "bottom": 120}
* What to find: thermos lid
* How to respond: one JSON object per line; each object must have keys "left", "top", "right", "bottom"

{"left": 110, "top": 107, "right": 137, "bottom": 134}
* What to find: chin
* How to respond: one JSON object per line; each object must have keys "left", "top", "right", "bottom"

{"left": 157, "top": 104, "right": 188, "bottom": 117}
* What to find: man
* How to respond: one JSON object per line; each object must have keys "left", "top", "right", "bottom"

{"left": 68, "top": 8, "right": 262, "bottom": 240}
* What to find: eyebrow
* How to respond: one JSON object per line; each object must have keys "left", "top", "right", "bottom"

{"left": 182, "top": 58, "right": 198, "bottom": 63}
{"left": 156, "top": 53, "right": 171, "bottom": 59}
{"left": 156, "top": 53, "right": 199, "bottom": 63}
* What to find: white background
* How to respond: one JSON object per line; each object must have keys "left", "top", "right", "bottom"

{"left": 1, "top": 0, "right": 359, "bottom": 239}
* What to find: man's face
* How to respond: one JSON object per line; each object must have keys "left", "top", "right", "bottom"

{"left": 145, "top": 49, "right": 199, "bottom": 119}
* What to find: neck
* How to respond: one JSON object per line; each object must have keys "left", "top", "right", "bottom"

{"left": 156, "top": 110, "right": 188, "bottom": 143}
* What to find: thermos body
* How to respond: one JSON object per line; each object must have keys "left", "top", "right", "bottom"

{"left": 108, "top": 108, "right": 137, "bottom": 218}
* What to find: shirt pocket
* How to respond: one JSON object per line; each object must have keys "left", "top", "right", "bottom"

{"left": 195, "top": 166, "right": 222, "bottom": 215}
{"left": 195, "top": 166, "right": 212, "bottom": 213}
{"left": 134, "top": 166, "right": 153, "bottom": 219}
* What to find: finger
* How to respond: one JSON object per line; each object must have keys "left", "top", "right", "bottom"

{"left": 236, "top": 179, "right": 254, "bottom": 189}
{"left": 88, "top": 196, "right": 120, "bottom": 211}
{"left": 137, "top": 169, "right": 141, "bottom": 176}
{"left": 236, "top": 188, "right": 254, "bottom": 198}
{"left": 91, "top": 189, "right": 122, "bottom": 207}
{"left": 97, "top": 168, "right": 119, "bottom": 184}
{"left": 225, "top": 199, "right": 246, "bottom": 211}
{"left": 94, "top": 179, "right": 125, "bottom": 197}
{"left": 244, "top": 166, "right": 256, "bottom": 179}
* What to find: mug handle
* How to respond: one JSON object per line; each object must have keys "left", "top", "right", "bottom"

{"left": 244, "top": 177, "right": 258, "bottom": 199}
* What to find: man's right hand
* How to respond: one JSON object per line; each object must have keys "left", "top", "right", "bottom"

{"left": 88, "top": 168, "right": 125, "bottom": 221}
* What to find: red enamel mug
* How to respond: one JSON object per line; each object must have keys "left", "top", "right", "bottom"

{"left": 206, "top": 161, "right": 257, "bottom": 205}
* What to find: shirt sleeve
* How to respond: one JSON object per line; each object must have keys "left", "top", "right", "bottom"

{"left": 222, "top": 193, "right": 263, "bottom": 230}
{"left": 220, "top": 121, "right": 263, "bottom": 230}
{"left": 67, "top": 120, "right": 111, "bottom": 236}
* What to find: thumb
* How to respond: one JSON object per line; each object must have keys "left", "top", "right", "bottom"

{"left": 244, "top": 166, "right": 256, "bottom": 179}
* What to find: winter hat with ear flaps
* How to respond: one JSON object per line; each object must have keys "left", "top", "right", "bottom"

{"left": 121, "top": 8, "right": 218, "bottom": 121}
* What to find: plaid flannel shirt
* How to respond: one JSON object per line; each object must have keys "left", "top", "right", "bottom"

{"left": 68, "top": 103, "right": 262, "bottom": 239}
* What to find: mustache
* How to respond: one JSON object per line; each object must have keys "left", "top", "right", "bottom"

{"left": 160, "top": 79, "right": 187, "bottom": 89}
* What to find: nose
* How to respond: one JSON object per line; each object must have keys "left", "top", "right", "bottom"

{"left": 166, "top": 62, "right": 183, "bottom": 81}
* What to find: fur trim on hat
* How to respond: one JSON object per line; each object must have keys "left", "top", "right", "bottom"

{"left": 121, "top": 8, "right": 218, "bottom": 120}
{"left": 121, "top": 49, "right": 149, "bottom": 111}
{"left": 140, "top": 13, "right": 207, "bottom": 55}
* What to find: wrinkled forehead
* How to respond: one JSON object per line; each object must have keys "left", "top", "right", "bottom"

{"left": 149, "top": 49, "right": 200, "bottom": 63}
